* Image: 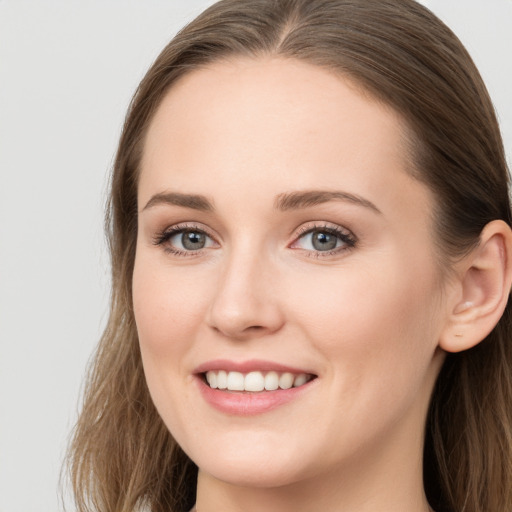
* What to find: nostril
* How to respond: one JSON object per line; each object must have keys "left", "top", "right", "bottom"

{"left": 210, "top": 322, "right": 276, "bottom": 340}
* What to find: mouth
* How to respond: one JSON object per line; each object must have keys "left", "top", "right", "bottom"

{"left": 202, "top": 370, "right": 317, "bottom": 392}
{"left": 194, "top": 360, "right": 318, "bottom": 415}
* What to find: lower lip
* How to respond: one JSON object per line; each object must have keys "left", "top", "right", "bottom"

{"left": 196, "top": 376, "right": 316, "bottom": 416}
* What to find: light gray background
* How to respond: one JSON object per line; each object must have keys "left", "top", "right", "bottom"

{"left": 0, "top": 1, "right": 511, "bottom": 511}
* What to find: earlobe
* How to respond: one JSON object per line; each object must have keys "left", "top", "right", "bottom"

{"left": 439, "top": 220, "right": 512, "bottom": 353}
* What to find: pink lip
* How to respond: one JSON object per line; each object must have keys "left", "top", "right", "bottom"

{"left": 193, "top": 359, "right": 317, "bottom": 416}
{"left": 193, "top": 358, "right": 314, "bottom": 375}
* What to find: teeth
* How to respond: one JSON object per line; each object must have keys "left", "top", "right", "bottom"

{"left": 226, "top": 371, "right": 244, "bottom": 391}
{"left": 205, "top": 370, "right": 313, "bottom": 392}
{"left": 217, "top": 370, "right": 227, "bottom": 390}
{"left": 206, "top": 371, "right": 218, "bottom": 389}
{"left": 293, "top": 374, "right": 307, "bottom": 387}
{"left": 279, "top": 372, "right": 294, "bottom": 390}
{"left": 265, "top": 371, "right": 279, "bottom": 391}
{"left": 245, "top": 371, "right": 265, "bottom": 392}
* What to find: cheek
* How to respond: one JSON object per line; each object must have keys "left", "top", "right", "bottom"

{"left": 132, "top": 252, "right": 209, "bottom": 435}
{"left": 293, "top": 260, "right": 437, "bottom": 337}
{"left": 283, "top": 260, "right": 443, "bottom": 464}
{"left": 132, "top": 251, "right": 204, "bottom": 417}
{"left": 286, "top": 253, "right": 443, "bottom": 402}
{"left": 132, "top": 253, "right": 210, "bottom": 355}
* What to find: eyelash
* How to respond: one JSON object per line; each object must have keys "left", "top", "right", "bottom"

{"left": 152, "top": 223, "right": 215, "bottom": 258}
{"left": 152, "top": 222, "right": 357, "bottom": 259}
{"left": 293, "top": 223, "right": 357, "bottom": 258}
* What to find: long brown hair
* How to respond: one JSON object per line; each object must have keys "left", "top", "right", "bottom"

{"left": 66, "top": 1, "right": 512, "bottom": 511}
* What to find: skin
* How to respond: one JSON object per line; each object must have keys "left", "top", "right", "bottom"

{"left": 133, "top": 57, "right": 458, "bottom": 512}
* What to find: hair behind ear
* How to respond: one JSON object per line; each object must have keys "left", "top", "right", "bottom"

{"left": 426, "top": 304, "right": 512, "bottom": 511}
{"left": 427, "top": 220, "right": 512, "bottom": 511}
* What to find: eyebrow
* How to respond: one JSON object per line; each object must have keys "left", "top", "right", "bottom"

{"left": 142, "top": 192, "right": 214, "bottom": 212}
{"left": 141, "top": 189, "right": 381, "bottom": 214}
{"left": 274, "top": 190, "right": 381, "bottom": 214}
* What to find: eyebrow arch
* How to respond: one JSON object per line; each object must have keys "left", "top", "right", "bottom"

{"left": 142, "top": 192, "right": 214, "bottom": 212}
{"left": 141, "top": 189, "right": 381, "bottom": 215}
{"left": 274, "top": 190, "right": 381, "bottom": 214}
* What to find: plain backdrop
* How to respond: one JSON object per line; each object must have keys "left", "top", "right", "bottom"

{"left": 0, "top": 1, "right": 510, "bottom": 511}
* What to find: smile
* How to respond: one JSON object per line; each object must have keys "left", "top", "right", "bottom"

{"left": 194, "top": 360, "right": 318, "bottom": 415}
{"left": 205, "top": 370, "right": 314, "bottom": 392}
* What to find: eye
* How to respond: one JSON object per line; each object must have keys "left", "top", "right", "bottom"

{"left": 153, "top": 224, "right": 217, "bottom": 256}
{"left": 170, "top": 230, "right": 211, "bottom": 251}
{"left": 291, "top": 224, "right": 356, "bottom": 256}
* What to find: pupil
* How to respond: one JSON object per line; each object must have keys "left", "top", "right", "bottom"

{"left": 312, "top": 231, "right": 337, "bottom": 251}
{"left": 182, "top": 231, "right": 205, "bottom": 250}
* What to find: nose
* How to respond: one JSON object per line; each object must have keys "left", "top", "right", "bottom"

{"left": 206, "top": 247, "right": 285, "bottom": 340}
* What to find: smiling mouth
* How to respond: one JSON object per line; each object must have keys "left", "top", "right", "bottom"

{"left": 203, "top": 370, "right": 317, "bottom": 392}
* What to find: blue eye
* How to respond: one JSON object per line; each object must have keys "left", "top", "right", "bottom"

{"left": 293, "top": 225, "right": 356, "bottom": 254}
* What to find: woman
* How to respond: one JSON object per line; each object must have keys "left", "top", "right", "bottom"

{"left": 67, "top": 1, "right": 512, "bottom": 511}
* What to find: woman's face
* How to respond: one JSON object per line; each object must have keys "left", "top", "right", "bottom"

{"left": 133, "top": 57, "right": 449, "bottom": 488}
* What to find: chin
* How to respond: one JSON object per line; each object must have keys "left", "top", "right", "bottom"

{"left": 186, "top": 435, "right": 313, "bottom": 489}
{"left": 199, "top": 458, "right": 306, "bottom": 489}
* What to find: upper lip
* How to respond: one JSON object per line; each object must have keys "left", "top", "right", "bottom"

{"left": 193, "top": 359, "right": 316, "bottom": 375}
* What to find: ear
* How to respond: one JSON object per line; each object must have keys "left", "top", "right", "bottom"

{"left": 440, "top": 220, "right": 512, "bottom": 353}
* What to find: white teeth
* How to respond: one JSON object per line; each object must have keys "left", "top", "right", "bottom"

{"left": 279, "top": 372, "right": 294, "bottom": 390}
{"left": 227, "top": 371, "right": 245, "bottom": 391}
{"left": 217, "top": 370, "right": 227, "bottom": 389}
{"left": 264, "top": 371, "right": 279, "bottom": 391}
{"left": 206, "top": 371, "right": 217, "bottom": 389}
{"left": 244, "top": 371, "right": 265, "bottom": 392}
{"left": 205, "top": 370, "right": 313, "bottom": 392}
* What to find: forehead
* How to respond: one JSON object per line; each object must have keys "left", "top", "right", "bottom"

{"left": 139, "top": 57, "right": 431, "bottom": 228}
{"left": 141, "top": 57, "right": 406, "bottom": 173}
